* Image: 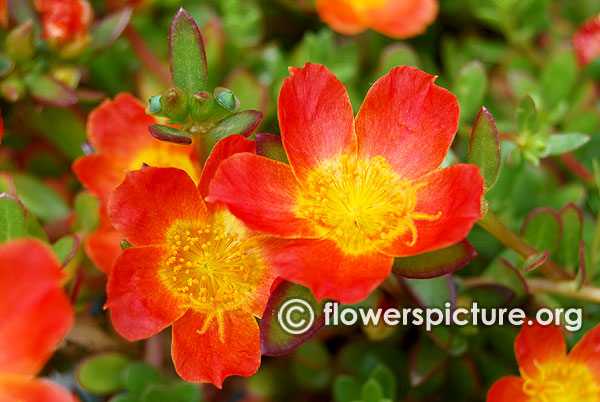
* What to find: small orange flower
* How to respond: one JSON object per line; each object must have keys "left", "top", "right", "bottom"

{"left": 208, "top": 63, "right": 484, "bottom": 304}
{"left": 487, "top": 321, "right": 600, "bottom": 402}
{"left": 105, "top": 135, "right": 277, "bottom": 387}
{"left": 73, "top": 93, "right": 201, "bottom": 274}
{"left": 315, "top": 0, "right": 438, "bottom": 39}
{"left": 573, "top": 14, "right": 600, "bottom": 67}
{"left": 35, "top": 0, "right": 93, "bottom": 41}
{"left": 0, "top": 239, "right": 76, "bottom": 402}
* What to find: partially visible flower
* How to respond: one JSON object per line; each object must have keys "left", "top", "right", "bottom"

{"left": 315, "top": 0, "right": 438, "bottom": 39}
{"left": 208, "top": 63, "right": 483, "bottom": 304}
{"left": 0, "top": 239, "right": 76, "bottom": 401}
{"left": 106, "top": 135, "right": 277, "bottom": 387}
{"left": 72, "top": 93, "right": 201, "bottom": 274}
{"left": 0, "top": 0, "right": 7, "bottom": 29}
{"left": 573, "top": 14, "right": 600, "bottom": 67}
{"left": 487, "top": 321, "right": 600, "bottom": 402}
{"left": 35, "top": 0, "right": 92, "bottom": 42}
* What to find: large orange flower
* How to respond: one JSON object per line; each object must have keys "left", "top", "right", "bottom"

{"left": 208, "top": 63, "right": 484, "bottom": 304}
{"left": 105, "top": 135, "right": 277, "bottom": 387}
{"left": 573, "top": 14, "right": 600, "bottom": 67}
{"left": 0, "top": 239, "right": 76, "bottom": 402}
{"left": 487, "top": 321, "right": 600, "bottom": 402}
{"left": 315, "top": 0, "right": 438, "bottom": 39}
{"left": 35, "top": 0, "right": 93, "bottom": 41}
{"left": 73, "top": 93, "right": 201, "bottom": 274}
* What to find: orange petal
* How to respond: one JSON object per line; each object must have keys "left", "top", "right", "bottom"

{"left": 171, "top": 310, "right": 261, "bottom": 388}
{"left": 106, "top": 245, "right": 188, "bottom": 341}
{"left": 279, "top": 63, "right": 357, "bottom": 182}
{"left": 315, "top": 0, "right": 367, "bottom": 35}
{"left": 0, "top": 375, "right": 78, "bottom": 402}
{"left": 366, "top": 0, "right": 438, "bottom": 39}
{"left": 108, "top": 167, "right": 207, "bottom": 246}
{"left": 87, "top": 93, "right": 157, "bottom": 162}
{"left": 0, "top": 240, "right": 73, "bottom": 376}
{"left": 568, "top": 323, "right": 600, "bottom": 382}
{"left": 486, "top": 376, "right": 529, "bottom": 402}
{"left": 272, "top": 238, "right": 393, "bottom": 304}
{"left": 355, "top": 66, "right": 459, "bottom": 180}
{"left": 84, "top": 213, "right": 122, "bottom": 275}
{"left": 199, "top": 134, "right": 255, "bottom": 200}
{"left": 514, "top": 321, "right": 566, "bottom": 377}
{"left": 376, "top": 164, "right": 483, "bottom": 257}
{"left": 207, "top": 153, "right": 318, "bottom": 238}
{"left": 72, "top": 155, "right": 125, "bottom": 205}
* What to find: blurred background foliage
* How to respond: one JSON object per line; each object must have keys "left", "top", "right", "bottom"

{"left": 1, "top": 0, "right": 600, "bottom": 401}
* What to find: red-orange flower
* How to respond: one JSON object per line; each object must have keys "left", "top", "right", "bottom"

{"left": 487, "top": 321, "right": 600, "bottom": 402}
{"left": 73, "top": 93, "right": 201, "bottom": 274}
{"left": 573, "top": 14, "right": 600, "bottom": 67}
{"left": 35, "top": 0, "right": 92, "bottom": 41}
{"left": 208, "top": 63, "right": 484, "bottom": 304}
{"left": 0, "top": 239, "right": 76, "bottom": 402}
{"left": 105, "top": 135, "right": 277, "bottom": 387}
{"left": 315, "top": 0, "right": 438, "bottom": 39}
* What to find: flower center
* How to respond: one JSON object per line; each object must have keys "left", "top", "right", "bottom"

{"left": 343, "top": 0, "right": 386, "bottom": 9}
{"left": 159, "top": 221, "right": 263, "bottom": 341}
{"left": 129, "top": 147, "right": 200, "bottom": 183}
{"left": 296, "top": 155, "right": 441, "bottom": 254}
{"left": 521, "top": 359, "right": 600, "bottom": 402}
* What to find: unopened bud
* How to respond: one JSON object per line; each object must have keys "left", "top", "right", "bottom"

{"left": 214, "top": 87, "right": 239, "bottom": 112}
{"left": 160, "top": 87, "right": 189, "bottom": 122}
{"left": 189, "top": 91, "right": 212, "bottom": 120}
{"left": 6, "top": 21, "right": 35, "bottom": 62}
{"left": 0, "top": 77, "right": 25, "bottom": 102}
{"left": 147, "top": 95, "right": 162, "bottom": 114}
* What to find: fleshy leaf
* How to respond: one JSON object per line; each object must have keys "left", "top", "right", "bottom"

{"left": 546, "top": 133, "right": 590, "bottom": 155}
{"left": 392, "top": 240, "right": 477, "bottom": 279}
{"left": 122, "top": 362, "right": 165, "bottom": 395}
{"left": 369, "top": 364, "right": 396, "bottom": 400}
{"left": 77, "top": 353, "right": 130, "bottom": 394}
{"left": 361, "top": 378, "right": 384, "bottom": 402}
{"left": 554, "top": 203, "right": 583, "bottom": 272}
{"left": 24, "top": 73, "right": 78, "bottom": 107}
{"left": 576, "top": 241, "right": 588, "bottom": 290}
{"left": 148, "top": 124, "right": 192, "bottom": 145}
{"left": 52, "top": 235, "right": 79, "bottom": 267}
{"left": 468, "top": 107, "right": 500, "bottom": 191}
{"left": 462, "top": 284, "right": 515, "bottom": 308}
{"left": 408, "top": 335, "right": 448, "bottom": 386}
{"left": 521, "top": 207, "right": 561, "bottom": 255}
{"left": 516, "top": 95, "right": 537, "bottom": 136}
{"left": 169, "top": 8, "right": 208, "bottom": 94}
{"left": 260, "top": 281, "right": 326, "bottom": 356}
{"left": 523, "top": 249, "right": 549, "bottom": 272}
{"left": 74, "top": 192, "right": 100, "bottom": 233}
{"left": 402, "top": 276, "right": 454, "bottom": 310}
{"left": 89, "top": 8, "right": 132, "bottom": 52}
{"left": 12, "top": 173, "right": 70, "bottom": 222}
{"left": 0, "top": 193, "right": 27, "bottom": 242}
{"left": 333, "top": 375, "right": 361, "bottom": 402}
{"left": 454, "top": 61, "right": 487, "bottom": 121}
{"left": 255, "top": 133, "right": 288, "bottom": 164}
{"left": 209, "top": 110, "right": 262, "bottom": 141}
{"left": 541, "top": 50, "right": 577, "bottom": 110}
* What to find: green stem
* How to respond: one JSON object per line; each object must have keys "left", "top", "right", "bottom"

{"left": 527, "top": 278, "right": 600, "bottom": 304}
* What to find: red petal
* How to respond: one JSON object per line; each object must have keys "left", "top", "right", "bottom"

{"left": 207, "top": 153, "right": 317, "bottom": 238}
{"left": 87, "top": 93, "right": 157, "bottom": 162}
{"left": 0, "top": 240, "right": 73, "bottom": 376}
{"left": 0, "top": 375, "right": 78, "bottom": 402}
{"left": 171, "top": 310, "right": 261, "bottom": 387}
{"left": 514, "top": 321, "right": 566, "bottom": 377}
{"left": 106, "top": 245, "right": 188, "bottom": 341}
{"left": 355, "top": 66, "right": 459, "bottom": 180}
{"left": 199, "top": 134, "right": 255, "bottom": 200}
{"left": 366, "top": 0, "right": 438, "bottom": 39}
{"left": 568, "top": 323, "right": 600, "bottom": 382}
{"left": 108, "top": 167, "right": 207, "bottom": 246}
{"left": 573, "top": 14, "right": 600, "bottom": 66}
{"left": 486, "top": 376, "right": 528, "bottom": 402}
{"left": 376, "top": 164, "right": 483, "bottom": 257}
{"left": 315, "top": 0, "right": 367, "bottom": 35}
{"left": 279, "top": 63, "right": 357, "bottom": 181}
{"left": 84, "top": 213, "right": 122, "bottom": 275}
{"left": 273, "top": 238, "right": 393, "bottom": 304}
{"left": 72, "top": 155, "right": 125, "bottom": 205}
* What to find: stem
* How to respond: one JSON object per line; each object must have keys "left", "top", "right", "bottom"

{"left": 527, "top": 278, "right": 600, "bottom": 304}
{"left": 124, "top": 26, "right": 171, "bottom": 86}
{"left": 477, "top": 211, "right": 570, "bottom": 280}
{"left": 559, "top": 153, "right": 595, "bottom": 184}
{"left": 144, "top": 332, "right": 164, "bottom": 369}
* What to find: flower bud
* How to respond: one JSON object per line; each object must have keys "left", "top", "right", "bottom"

{"left": 160, "top": 87, "right": 189, "bottom": 122}
{"left": 5, "top": 21, "right": 35, "bottom": 62}
{"left": 0, "top": 77, "right": 25, "bottom": 102}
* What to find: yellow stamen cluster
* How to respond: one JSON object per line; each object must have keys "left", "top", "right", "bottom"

{"left": 344, "top": 0, "right": 386, "bottom": 9}
{"left": 521, "top": 359, "right": 600, "bottom": 402}
{"left": 160, "top": 222, "right": 262, "bottom": 341}
{"left": 296, "top": 154, "right": 441, "bottom": 254}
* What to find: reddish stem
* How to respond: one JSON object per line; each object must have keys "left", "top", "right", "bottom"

{"left": 124, "top": 26, "right": 171, "bottom": 86}
{"left": 559, "top": 153, "right": 594, "bottom": 183}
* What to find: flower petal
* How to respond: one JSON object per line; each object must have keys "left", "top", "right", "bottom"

{"left": 486, "top": 376, "right": 529, "bottom": 402}
{"left": 207, "top": 153, "right": 318, "bottom": 238}
{"left": 0, "top": 375, "right": 77, "bottom": 402}
{"left": 573, "top": 14, "right": 600, "bottom": 66}
{"left": 514, "top": 321, "right": 566, "bottom": 377}
{"left": 171, "top": 310, "right": 261, "bottom": 388}
{"left": 366, "top": 0, "right": 438, "bottom": 39}
{"left": 355, "top": 66, "right": 459, "bottom": 180}
{"left": 315, "top": 0, "right": 367, "bottom": 35}
{"left": 568, "top": 323, "right": 600, "bottom": 382}
{"left": 199, "top": 134, "right": 255, "bottom": 200}
{"left": 279, "top": 63, "right": 357, "bottom": 181}
{"left": 106, "top": 245, "right": 188, "bottom": 341}
{"left": 376, "top": 164, "right": 483, "bottom": 257}
{"left": 72, "top": 155, "right": 125, "bottom": 205}
{"left": 108, "top": 167, "right": 207, "bottom": 246}
{"left": 273, "top": 238, "right": 393, "bottom": 304}
{"left": 0, "top": 240, "right": 73, "bottom": 376}
{"left": 84, "top": 214, "right": 122, "bottom": 275}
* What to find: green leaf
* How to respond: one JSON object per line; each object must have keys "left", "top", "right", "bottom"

{"left": 333, "top": 375, "right": 362, "bottom": 402}
{"left": 141, "top": 384, "right": 173, "bottom": 402}
{"left": 468, "top": 107, "right": 501, "bottom": 191}
{"left": 521, "top": 207, "right": 561, "bottom": 254}
{"left": 29, "top": 106, "right": 87, "bottom": 159}
{"left": 77, "top": 353, "right": 130, "bottom": 394}
{"left": 209, "top": 110, "right": 262, "bottom": 141}
{"left": 52, "top": 235, "right": 78, "bottom": 267}
{"left": 369, "top": 364, "right": 396, "bottom": 400}
{"left": 121, "top": 362, "right": 164, "bottom": 396}
{"left": 23, "top": 73, "right": 77, "bottom": 107}
{"left": 393, "top": 240, "right": 477, "bottom": 279}
{"left": 291, "top": 341, "right": 331, "bottom": 390}
{"left": 12, "top": 173, "right": 70, "bottom": 222}
{"left": 109, "top": 393, "right": 137, "bottom": 402}
{"left": 0, "top": 193, "right": 27, "bottom": 242}
{"left": 148, "top": 124, "right": 192, "bottom": 145}
{"left": 408, "top": 336, "right": 448, "bottom": 386}
{"left": 402, "top": 276, "right": 453, "bottom": 310}
{"left": 89, "top": 8, "right": 132, "bottom": 52}
{"left": 516, "top": 95, "right": 537, "bottom": 136}
{"left": 74, "top": 192, "right": 100, "bottom": 233}
{"left": 454, "top": 61, "right": 487, "bottom": 121}
{"left": 169, "top": 8, "right": 208, "bottom": 94}
{"left": 541, "top": 51, "right": 577, "bottom": 110}
{"left": 374, "top": 43, "right": 419, "bottom": 79}
{"left": 171, "top": 382, "right": 202, "bottom": 402}
{"left": 361, "top": 378, "right": 384, "bottom": 402}
{"left": 554, "top": 203, "right": 583, "bottom": 272}
{"left": 225, "top": 68, "right": 268, "bottom": 113}
{"left": 546, "top": 133, "right": 590, "bottom": 155}
{"left": 255, "top": 133, "right": 288, "bottom": 164}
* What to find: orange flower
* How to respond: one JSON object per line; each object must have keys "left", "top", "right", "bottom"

{"left": 315, "top": 0, "right": 438, "bottom": 39}
{"left": 35, "top": 0, "right": 92, "bottom": 41}
{"left": 0, "top": 239, "right": 76, "bottom": 402}
{"left": 573, "top": 14, "right": 600, "bottom": 67}
{"left": 105, "top": 135, "right": 277, "bottom": 387}
{"left": 208, "top": 63, "right": 484, "bottom": 304}
{"left": 73, "top": 93, "right": 201, "bottom": 274}
{"left": 487, "top": 321, "right": 600, "bottom": 402}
